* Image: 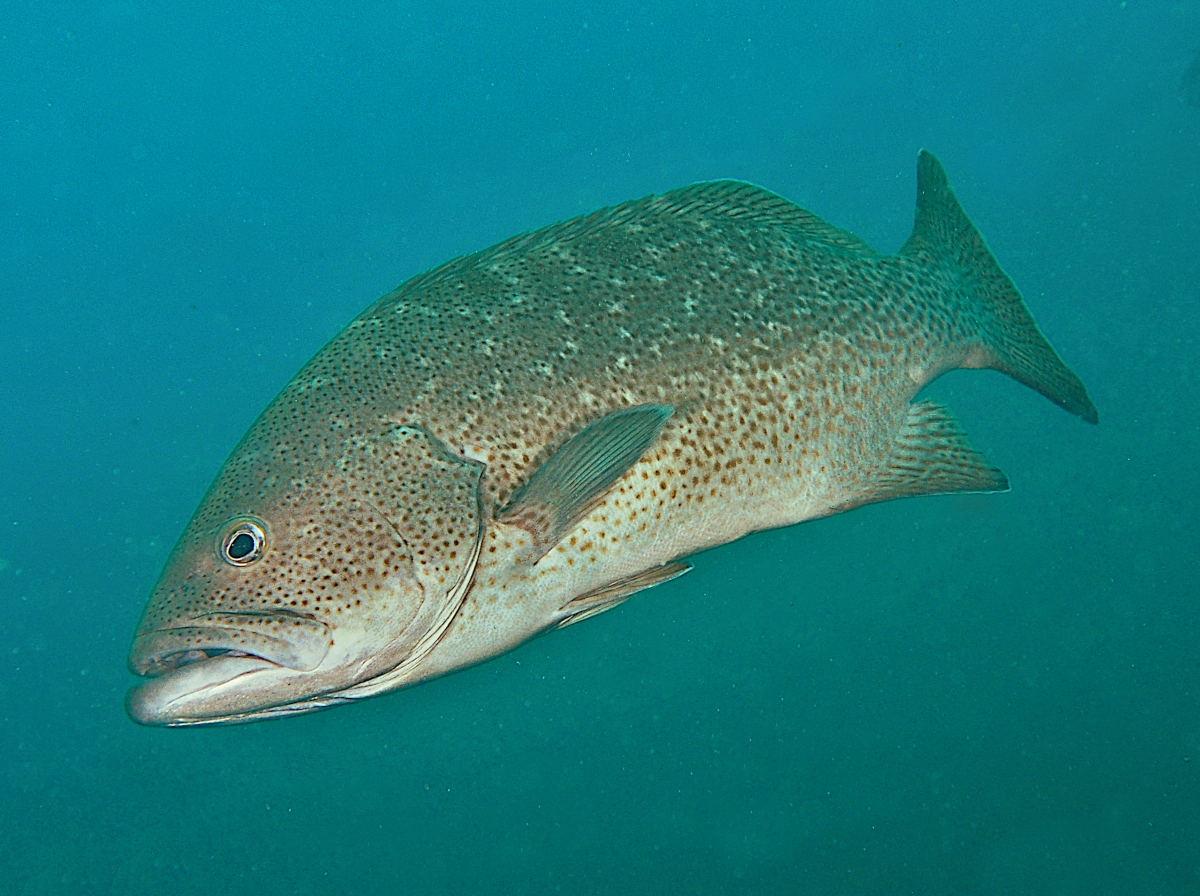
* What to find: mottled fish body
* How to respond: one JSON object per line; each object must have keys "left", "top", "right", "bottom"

{"left": 127, "top": 152, "right": 1096, "bottom": 725}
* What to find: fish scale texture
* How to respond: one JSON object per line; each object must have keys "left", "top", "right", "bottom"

{"left": 273, "top": 179, "right": 946, "bottom": 522}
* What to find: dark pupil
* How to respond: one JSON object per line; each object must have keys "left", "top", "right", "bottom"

{"left": 227, "top": 531, "right": 257, "bottom": 560}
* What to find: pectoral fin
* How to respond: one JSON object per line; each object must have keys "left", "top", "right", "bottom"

{"left": 554, "top": 561, "right": 692, "bottom": 629}
{"left": 497, "top": 403, "right": 674, "bottom": 560}
{"left": 839, "top": 400, "right": 1009, "bottom": 511}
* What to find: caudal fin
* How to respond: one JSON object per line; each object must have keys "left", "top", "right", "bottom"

{"left": 900, "top": 151, "right": 1098, "bottom": 424}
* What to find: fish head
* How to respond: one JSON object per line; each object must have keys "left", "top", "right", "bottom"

{"left": 127, "top": 421, "right": 485, "bottom": 726}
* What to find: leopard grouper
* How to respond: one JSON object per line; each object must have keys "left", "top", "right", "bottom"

{"left": 126, "top": 151, "right": 1097, "bottom": 726}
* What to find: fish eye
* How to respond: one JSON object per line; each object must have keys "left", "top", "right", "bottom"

{"left": 220, "top": 519, "right": 267, "bottom": 567}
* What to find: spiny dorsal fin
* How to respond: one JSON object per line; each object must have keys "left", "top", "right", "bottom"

{"left": 496, "top": 403, "right": 674, "bottom": 561}
{"left": 554, "top": 561, "right": 692, "bottom": 629}
{"left": 838, "top": 400, "right": 1009, "bottom": 511}
{"left": 391, "top": 180, "right": 880, "bottom": 300}
{"left": 492, "top": 180, "right": 880, "bottom": 261}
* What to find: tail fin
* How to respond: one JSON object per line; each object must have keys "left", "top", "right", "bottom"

{"left": 901, "top": 151, "right": 1098, "bottom": 424}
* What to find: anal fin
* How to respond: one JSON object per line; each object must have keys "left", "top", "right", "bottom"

{"left": 843, "top": 400, "right": 1009, "bottom": 510}
{"left": 554, "top": 561, "right": 692, "bottom": 629}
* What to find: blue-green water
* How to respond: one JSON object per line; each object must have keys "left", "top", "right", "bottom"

{"left": 2, "top": 2, "right": 1197, "bottom": 893}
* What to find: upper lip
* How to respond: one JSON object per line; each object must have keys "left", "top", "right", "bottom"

{"left": 137, "top": 646, "right": 258, "bottom": 675}
{"left": 129, "top": 610, "right": 333, "bottom": 677}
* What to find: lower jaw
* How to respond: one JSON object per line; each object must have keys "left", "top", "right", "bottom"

{"left": 125, "top": 654, "right": 278, "bottom": 726}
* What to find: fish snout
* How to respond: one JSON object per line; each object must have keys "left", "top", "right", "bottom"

{"left": 125, "top": 611, "right": 335, "bottom": 726}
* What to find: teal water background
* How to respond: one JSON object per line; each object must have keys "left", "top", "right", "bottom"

{"left": 2, "top": 2, "right": 1198, "bottom": 893}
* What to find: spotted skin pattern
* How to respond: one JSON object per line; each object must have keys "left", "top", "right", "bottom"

{"left": 127, "top": 152, "right": 1096, "bottom": 725}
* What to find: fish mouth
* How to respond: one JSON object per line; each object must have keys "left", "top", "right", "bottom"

{"left": 125, "top": 653, "right": 281, "bottom": 726}
{"left": 126, "top": 611, "right": 334, "bottom": 726}
{"left": 136, "top": 645, "right": 264, "bottom": 676}
{"left": 129, "top": 611, "right": 332, "bottom": 677}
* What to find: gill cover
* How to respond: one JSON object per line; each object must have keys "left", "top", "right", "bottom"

{"left": 338, "top": 424, "right": 485, "bottom": 684}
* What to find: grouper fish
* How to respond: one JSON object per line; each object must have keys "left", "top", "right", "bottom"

{"left": 127, "top": 152, "right": 1097, "bottom": 726}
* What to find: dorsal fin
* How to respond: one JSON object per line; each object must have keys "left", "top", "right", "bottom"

{"left": 634, "top": 181, "right": 881, "bottom": 256}
{"left": 493, "top": 180, "right": 882, "bottom": 259}
{"left": 382, "top": 180, "right": 880, "bottom": 301}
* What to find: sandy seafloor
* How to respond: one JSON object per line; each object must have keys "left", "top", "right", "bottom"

{"left": 2, "top": 2, "right": 1198, "bottom": 893}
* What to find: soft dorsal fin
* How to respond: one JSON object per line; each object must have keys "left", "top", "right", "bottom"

{"left": 836, "top": 400, "right": 1009, "bottom": 512}
{"left": 392, "top": 180, "right": 880, "bottom": 299}
{"left": 496, "top": 403, "right": 674, "bottom": 561}
{"left": 642, "top": 181, "right": 881, "bottom": 256}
